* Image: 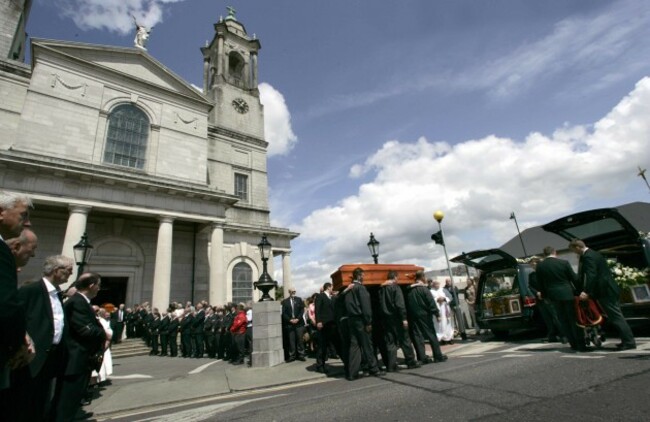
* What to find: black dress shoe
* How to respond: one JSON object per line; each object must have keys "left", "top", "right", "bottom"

{"left": 370, "top": 369, "right": 386, "bottom": 377}
{"left": 434, "top": 355, "right": 448, "bottom": 363}
{"left": 615, "top": 343, "right": 637, "bottom": 351}
{"left": 421, "top": 357, "right": 433, "bottom": 365}
{"left": 407, "top": 362, "right": 422, "bottom": 369}
{"left": 345, "top": 375, "right": 359, "bottom": 381}
{"left": 297, "top": 356, "right": 306, "bottom": 361}
{"left": 74, "top": 410, "right": 94, "bottom": 420}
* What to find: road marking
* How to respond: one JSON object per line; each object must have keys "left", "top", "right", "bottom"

{"left": 501, "top": 354, "right": 532, "bottom": 358}
{"left": 561, "top": 355, "right": 605, "bottom": 359}
{"left": 459, "top": 355, "right": 484, "bottom": 358}
{"left": 130, "top": 394, "right": 289, "bottom": 422}
{"left": 189, "top": 361, "right": 219, "bottom": 374}
{"left": 110, "top": 374, "right": 153, "bottom": 380}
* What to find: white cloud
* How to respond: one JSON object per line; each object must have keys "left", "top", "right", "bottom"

{"left": 53, "top": 0, "right": 189, "bottom": 34}
{"left": 291, "top": 77, "right": 650, "bottom": 296}
{"left": 259, "top": 82, "right": 298, "bottom": 157}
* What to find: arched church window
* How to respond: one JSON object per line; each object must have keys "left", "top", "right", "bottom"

{"left": 228, "top": 51, "right": 245, "bottom": 88}
{"left": 103, "top": 104, "right": 149, "bottom": 169}
{"left": 232, "top": 262, "right": 253, "bottom": 304}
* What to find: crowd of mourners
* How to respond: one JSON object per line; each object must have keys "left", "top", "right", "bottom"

{"left": 122, "top": 300, "right": 254, "bottom": 365}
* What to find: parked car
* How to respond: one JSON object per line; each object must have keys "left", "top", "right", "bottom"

{"left": 542, "top": 207, "right": 650, "bottom": 326}
{"left": 450, "top": 249, "right": 543, "bottom": 338}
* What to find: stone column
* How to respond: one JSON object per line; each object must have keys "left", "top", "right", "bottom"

{"left": 152, "top": 216, "right": 174, "bottom": 312}
{"left": 61, "top": 204, "right": 91, "bottom": 284}
{"left": 251, "top": 52, "right": 258, "bottom": 87}
{"left": 282, "top": 251, "right": 293, "bottom": 299}
{"left": 208, "top": 222, "right": 225, "bottom": 306}
{"left": 217, "top": 36, "right": 225, "bottom": 78}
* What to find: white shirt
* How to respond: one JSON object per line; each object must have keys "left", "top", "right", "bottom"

{"left": 43, "top": 278, "right": 65, "bottom": 345}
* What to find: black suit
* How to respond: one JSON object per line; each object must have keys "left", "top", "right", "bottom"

{"left": 168, "top": 316, "right": 180, "bottom": 357}
{"left": 314, "top": 292, "right": 340, "bottom": 369}
{"left": 379, "top": 283, "right": 417, "bottom": 370}
{"left": 0, "top": 240, "right": 26, "bottom": 417}
{"left": 536, "top": 256, "right": 585, "bottom": 350}
{"left": 579, "top": 249, "right": 635, "bottom": 347}
{"left": 56, "top": 292, "right": 105, "bottom": 421}
{"left": 281, "top": 296, "right": 306, "bottom": 360}
{"left": 0, "top": 240, "right": 25, "bottom": 372}
{"left": 406, "top": 284, "right": 444, "bottom": 363}
{"left": 110, "top": 309, "right": 125, "bottom": 344}
{"left": 344, "top": 282, "right": 380, "bottom": 377}
{"left": 191, "top": 310, "right": 205, "bottom": 358}
{"left": 11, "top": 279, "right": 68, "bottom": 421}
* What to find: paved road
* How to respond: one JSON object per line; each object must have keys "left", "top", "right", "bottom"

{"left": 97, "top": 335, "right": 650, "bottom": 421}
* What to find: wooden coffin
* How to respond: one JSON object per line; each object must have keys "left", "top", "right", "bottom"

{"left": 330, "top": 264, "right": 424, "bottom": 290}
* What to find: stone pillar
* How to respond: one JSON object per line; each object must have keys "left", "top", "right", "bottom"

{"left": 282, "top": 251, "right": 293, "bottom": 299}
{"left": 152, "top": 216, "right": 174, "bottom": 312}
{"left": 209, "top": 222, "right": 225, "bottom": 306}
{"left": 251, "top": 52, "right": 258, "bottom": 87}
{"left": 217, "top": 36, "right": 225, "bottom": 78}
{"left": 61, "top": 204, "right": 91, "bottom": 284}
{"left": 251, "top": 301, "right": 284, "bottom": 368}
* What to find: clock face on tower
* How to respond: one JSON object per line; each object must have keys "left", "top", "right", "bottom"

{"left": 232, "top": 98, "right": 249, "bottom": 114}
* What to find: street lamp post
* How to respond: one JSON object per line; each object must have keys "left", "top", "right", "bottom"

{"left": 73, "top": 232, "right": 93, "bottom": 275}
{"left": 509, "top": 212, "right": 528, "bottom": 257}
{"left": 367, "top": 232, "right": 380, "bottom": 264}
{"left": 254, "top": 234, "right": 277, "bottom": 301}
{"left": 433, "top": 211, "right": 467, "bottom": 340}
{"left": 638, "top": 166, "right": 650, "bottom": 193}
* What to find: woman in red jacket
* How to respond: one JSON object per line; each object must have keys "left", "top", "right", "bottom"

{"left": 229, "top": 303, "right": 247, "bottom": 365}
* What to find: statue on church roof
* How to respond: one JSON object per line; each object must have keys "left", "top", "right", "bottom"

{"left": 225, "top": 6, "right": 237, "bottom": 21}
{"left": 132, "top": 15, "right": 152, "bottom": 50}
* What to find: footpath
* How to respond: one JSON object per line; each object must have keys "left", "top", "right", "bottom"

{"left": 87, "top": 340, "right": 472, "bottom": 418}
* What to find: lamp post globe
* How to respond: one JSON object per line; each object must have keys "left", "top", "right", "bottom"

{"left": 254, "top": 234, "right": 277, "bottom": 301}
{"left": 433, "top": 210, "right": 445, "bottom": 223}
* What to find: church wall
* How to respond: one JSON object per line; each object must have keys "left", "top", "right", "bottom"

{"left": 0, "top": 68, "right": 29, "bottom": 148}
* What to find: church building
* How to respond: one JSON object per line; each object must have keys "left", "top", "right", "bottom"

{"left": 0, "top": 1, "right": 298, "bottom": 310}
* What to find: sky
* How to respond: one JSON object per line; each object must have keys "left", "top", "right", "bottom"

{"left": 26, "top": 0, "right": 650, "bottom": 296}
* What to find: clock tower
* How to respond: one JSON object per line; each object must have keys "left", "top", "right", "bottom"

{"left": 201, "top": 7, "right": 263, "bottom": 139}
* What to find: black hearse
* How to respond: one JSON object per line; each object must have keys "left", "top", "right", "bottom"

{"left": 450, "top": 249, "right": 543, "bottom": 338}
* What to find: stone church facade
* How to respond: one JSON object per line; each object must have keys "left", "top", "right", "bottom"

{"left": 0, "top": 2, "right": 298, "bottom": 310}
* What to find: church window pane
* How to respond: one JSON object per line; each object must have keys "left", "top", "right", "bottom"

{"left": 104, "top": 104, "right": 149, "bottom": 169}
{"left": 232, "top": 262, "right": 253, "bottom": 304}
{"left": 235, "top": 173, "right": 248, "bottom": 201}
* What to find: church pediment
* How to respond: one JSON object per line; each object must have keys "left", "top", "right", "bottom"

{"left": 30, "top": 39, "right": 210, "bottom": 105}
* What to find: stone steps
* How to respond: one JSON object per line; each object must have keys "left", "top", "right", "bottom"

{"left": 110, "top": 338, "right": 150, "bottom": 359}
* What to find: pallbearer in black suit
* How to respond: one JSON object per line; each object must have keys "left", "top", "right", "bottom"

{"left": 536, "top": 246, "right": 585, "bottom": 352}
{"left": 56, "top": 272, "right": 106, "bottom": 421}
{"left": 180, "top": 307, "right": 194, "bottom": 357}
{"left": 379, "top": 271, "right": 419, "bottom": 371}
{"left": 13, "top": 255, "right": 73, "bottom": 421}
{"left": 569, "top": 240, "right": 636, "bottom": 350}
{"left": 406, "top": 271, "right": 447, "bottom": 365}
{"left": 314, "top": 282, "right": 340, "bottom": 373}
{"left": 281, "top": 289, "right": 306, "bottom": 362}
{"left": 344, "top": 268, "right": 384, "bottom": 380}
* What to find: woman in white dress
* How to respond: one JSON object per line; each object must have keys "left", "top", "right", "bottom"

{"left": 430, "top": 280, "right": 454, "bottom": 342}
{"left": 94, "top": 308, "right": 113, "bottom": 384}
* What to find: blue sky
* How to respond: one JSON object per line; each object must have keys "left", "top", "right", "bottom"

{"left": 27, "top": 0, "right": 650, "bottom": 295}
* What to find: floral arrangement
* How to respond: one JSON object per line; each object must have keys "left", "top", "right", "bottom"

{"left": 483, "top": 288, "right": 517, "bottom": 299}
{"left": 607, "top": 260, "right": 649, "bottom": 288}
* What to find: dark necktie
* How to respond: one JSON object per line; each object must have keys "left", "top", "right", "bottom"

{"left": 55, "top": 286, "right": 64, "bottom": 302}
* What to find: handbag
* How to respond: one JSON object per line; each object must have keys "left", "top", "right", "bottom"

{"left": 574, "top": 297, "right": 604, "bottom": 328}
